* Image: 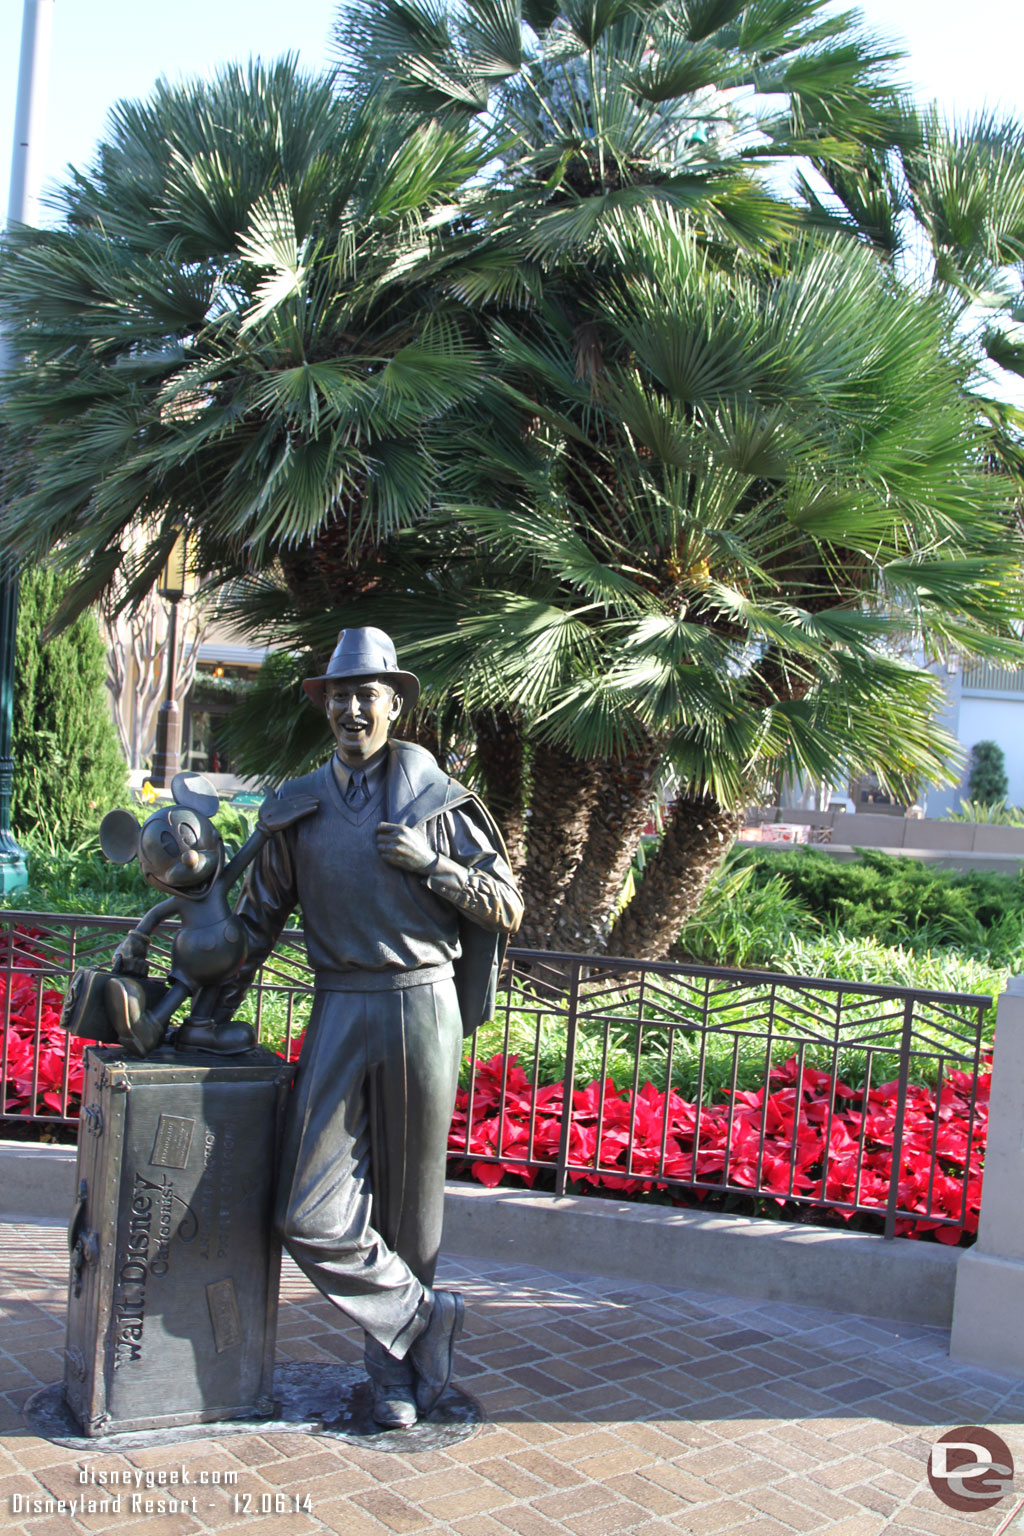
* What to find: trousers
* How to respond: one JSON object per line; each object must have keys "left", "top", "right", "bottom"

{"left": 274, "top": 977, "right": 463, "bottom": 1364}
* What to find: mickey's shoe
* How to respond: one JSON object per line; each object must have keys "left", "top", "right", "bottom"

{"left": 105, "top": 976, "right": 166, "bottom": 1057}
{"left": 175, "top": 1018, "right": 256, "bottom": 1054}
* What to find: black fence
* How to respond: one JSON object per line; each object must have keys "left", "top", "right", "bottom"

{"left": 0, "top": 913, "right": 992, "bottom": 1240}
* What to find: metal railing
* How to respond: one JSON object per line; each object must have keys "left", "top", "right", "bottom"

{"left": 961, "top": 660, "right": 1024, "bottom": 694}
{"left": 0, "top": 914, "right": 992, "bottom": 1241}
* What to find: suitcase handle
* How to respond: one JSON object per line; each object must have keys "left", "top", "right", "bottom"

{"left": 68, "top": 1179, "right": 99, "bottom": 1297}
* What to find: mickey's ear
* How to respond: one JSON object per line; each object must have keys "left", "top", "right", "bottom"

{"left": 100, "top": 809, "right": 141, "bottom": 864}
{"left": 171, "top": 772, "right": 219, "bottom": 819}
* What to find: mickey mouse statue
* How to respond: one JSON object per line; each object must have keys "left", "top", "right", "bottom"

{"left": 96, "top": 772, "right": 318, "bottom": 1056}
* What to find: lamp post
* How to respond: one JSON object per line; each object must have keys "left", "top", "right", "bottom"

{"left": 0, "top": 0, "right": 54, "bottom": 892}
{"left": 149, "top": 533, "right": 190, "bottom": 789}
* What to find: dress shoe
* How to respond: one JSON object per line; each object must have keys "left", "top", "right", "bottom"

{"left": 409, "top": 1289, "right": 464, "bottom": 1417}
{"left": 174, "top": 1018, "right": 256, "bottom": 1054}
{"left": 372, "top": 1383, "right": 418, "bottom": 1429}
{"left": 104, "top": 976, "right": 165, "bottom": 1056}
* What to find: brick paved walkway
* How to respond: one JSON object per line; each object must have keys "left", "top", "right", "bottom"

{"left": 2, "top": 1219, "right": 1024, "bottom": 1536}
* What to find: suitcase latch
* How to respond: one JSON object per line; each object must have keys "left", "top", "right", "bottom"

{"left": 68, "top": 1179, "right": 99, "bottom": 1297}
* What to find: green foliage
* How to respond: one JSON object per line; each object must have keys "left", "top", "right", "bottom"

{"left": 946, "top": 799, "right": 1024, "bottom": 825}
{"left": 220, "top": 649, "right": 331, "bottom": 785}
{"left": 782, "top": 932, "right": 1006, "bottom": 1007}
{"left": 672, "top": 855, "right": 816, "bottom": 970}
{"left": 0, "top": 823, "right": 149, "bottom": 916}
{"left": 967, "top": 740, "right": 1009, "bottom": 804}
{"left": 12, "top": 564, "right": 128, "bottom": 844}
{"left": 470, "top": 934, "right": 1001, "bottom": 1100}
{"left": 0, "top": 60, "right": 486, "bottom": 617}
{"left": 4, "top": 18, "right": 1024, "bottom": 958}
{"left": 742, "top": 848, "right": 1024, "bottom": 964}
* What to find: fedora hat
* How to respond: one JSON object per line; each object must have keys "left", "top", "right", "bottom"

{"left": 302, "top": 627, "right": 420, "bottom": 713}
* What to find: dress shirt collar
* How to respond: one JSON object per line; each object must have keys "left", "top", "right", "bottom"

{"left": 332, "top": 747, "right": 388, "bottom": 798}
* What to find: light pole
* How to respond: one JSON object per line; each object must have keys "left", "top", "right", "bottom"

{"left": 0, "top": 0, "right": 54, "bottom": 892}
{"left": 149, "top": 533, "right": 190, "bottom": 789}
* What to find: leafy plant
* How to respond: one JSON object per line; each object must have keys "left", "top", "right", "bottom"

{"left": 967, "top": 740, "right": 1009, "bottom": 804}
{"left": 449, "top": 1050, "right": 988, "bottom": 1244}
{"left": 743, "top": 848, "right": 1024, "bottom": 965}
{"left": 672, "top": 856, "right": 816, "bottom": 970}
{"left": 946, "top": 799, "right": 1024, "bottom": 826}
{"left": 13, "top": 564, "right": 128, "bottom": 843}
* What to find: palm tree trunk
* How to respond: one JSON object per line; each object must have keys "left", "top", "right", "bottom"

{"left": 518, "top": 741, "right": 601, "bottom": 950}
{"left": 606, "top": 794, "right": 743, "bottom": 961}
{"left": 552, "top": 745, "right": 662, "bottom": 955}
{"left": 473, "top": 707, "right": 526, "bottom": 877}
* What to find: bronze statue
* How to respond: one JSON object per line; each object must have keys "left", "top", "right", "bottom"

{"left": 213, "top": 628, "right": 523, "bottom": 1427}
{"left": 84, "top": 774, "right": 317, "bottom": 1055}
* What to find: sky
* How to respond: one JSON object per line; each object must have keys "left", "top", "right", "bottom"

{"left": 2, "top": 0, "right": 1023, "bottom": 226}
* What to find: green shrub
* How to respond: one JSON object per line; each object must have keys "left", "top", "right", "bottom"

{"left": 781, "top": 932, "right": 1006, "bottom": 1007}
{"left": 946, "top": 799, "right": 1024, "bottom": 826}
{"left": 673, "top": 854, "right": 816, "bottom": 968}
{"left": 13, "top": 565, "right": 128, "bottom": 843}
{"left": 0, "top": 797, "right": 263, "bottom": 918}
{"left": 967, "top": 740, "right": 1008, "bottom": 804}
{"left": 742, "top": 848, "right": 1024, "bottom": 965}
{"left": 3, "top": 825, "right": 149, "bottom": 915}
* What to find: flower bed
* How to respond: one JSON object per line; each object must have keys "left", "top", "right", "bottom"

{"left": 0, "top": 929, "right": 84, "bottom": 1123}
{"left": 448, "top": 1051, "right": 988, "bottom": 1244}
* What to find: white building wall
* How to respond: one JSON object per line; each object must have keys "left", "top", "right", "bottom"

{"left": 956, "top": 694, "right": 1024, "bottom": 807}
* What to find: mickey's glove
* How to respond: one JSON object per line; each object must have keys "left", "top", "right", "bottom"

{"left": 112, "top": 932, "right": 150, "bottom": 978}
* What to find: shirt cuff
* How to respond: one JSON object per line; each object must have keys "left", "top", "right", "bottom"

{"left": 422, "top": 855, "right": 469, "bottom": 897}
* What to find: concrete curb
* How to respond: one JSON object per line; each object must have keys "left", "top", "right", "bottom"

{"left": 1, "top": 1138, "right": 78, "bottom": 1222}
{"left": 441, "top": 1183, "right": 960, "bottom": 1328}
{"left": 0, "top": 1140, "right": 960, "bottom": 1328}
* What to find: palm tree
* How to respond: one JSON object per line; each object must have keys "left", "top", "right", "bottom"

{"left": 312, "top": 0, "right": 1024, "bottom": 954}
{"left": 804, "top": 107, "right": 1024, "bottom": 484}
{"left": 423, "top": 220, "right": 1023, "bottom": 956}
{"left": 218, "top": 213, "right": 1023, "bottom": 958}
{"left": 0, "top": 58, "right": 484, "bottom": 622}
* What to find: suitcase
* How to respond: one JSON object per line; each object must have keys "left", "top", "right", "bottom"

{"left": 63, "top": 1044, "right": 293, "bottom": 1437}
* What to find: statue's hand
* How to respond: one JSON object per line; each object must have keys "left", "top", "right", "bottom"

{"left": 258, "top": 791, "right": 319, "bottom": 833}
{"left": 112, "top": 932, "right": 150, "bottom": 978}
{"left": 376, "top": 822, "right": 439, "bottom": 876}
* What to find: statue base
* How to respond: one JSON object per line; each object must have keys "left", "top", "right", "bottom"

{"left": 64, "top": 1045, "right": 292, "bottom": 1437}
{"left": 26, "top": 1363, "right": 483, "bottom": 1454}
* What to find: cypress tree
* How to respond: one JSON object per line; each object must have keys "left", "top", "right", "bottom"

{"left": 967, "top": 741, "right": 1009, "bottom": 806}
{"left": 12, "top": 565, "right": 129, "bottom": 843}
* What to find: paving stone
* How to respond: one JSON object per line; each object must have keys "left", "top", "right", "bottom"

{"left": 349, "top": 1488, "right": 436, "bottom": 1533}
{"left": 490, "top": 1506, "right": 574, "bottom": 1536}
{"left": 506, "top": 1448, "right": 585, "bottom": 1490}
{"left": 446, "top": 1517, "right": 521, "bottom": 1536}
{"left": 315, "top": 1499, "right": 405, "bottom": 1535}
{"left": 465, "top": 1457, "right": 550, "bottom": 1499}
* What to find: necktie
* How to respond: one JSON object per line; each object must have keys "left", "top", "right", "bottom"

{"left": 346, "top": 769, "right": 369, "bottom": 806}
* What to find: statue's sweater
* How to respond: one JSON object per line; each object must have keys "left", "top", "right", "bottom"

{"left": 285, "top": 762, "right": 460, "bottom": 988}
{"left": 228, "top": 744, "right": 520, "bottom": 1010}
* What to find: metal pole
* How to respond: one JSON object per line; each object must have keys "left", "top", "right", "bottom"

{"left": 149, "top": 600, "right": 183, "bottom": 788}
{"left": 0, "top": 1, "right": 54, "bottom": 892}
{"left": 9, "top": 0, "right": 55, "bottom": 230}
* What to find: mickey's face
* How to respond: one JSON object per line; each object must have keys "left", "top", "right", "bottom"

{"left": 138, "top": 807, "right": 222, "bottom": 894}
